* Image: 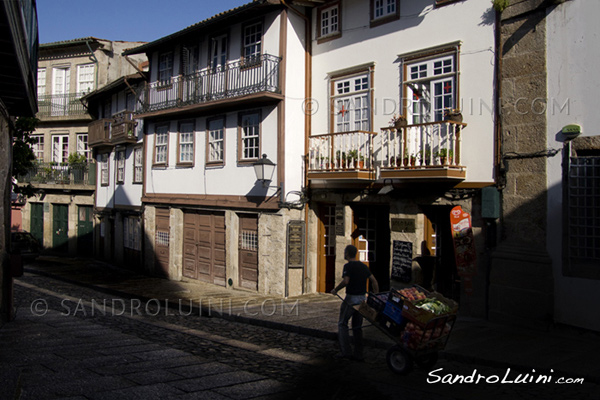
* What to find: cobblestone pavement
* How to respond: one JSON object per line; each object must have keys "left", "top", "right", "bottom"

{"left": 0, "top": 271, "right": 597, "bottom": 400}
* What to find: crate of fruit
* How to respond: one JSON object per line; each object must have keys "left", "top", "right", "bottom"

{"left": 398, "top": 286, "right": 458, "bottom": 326}
{"left": 401, "top": 314, "right": 455, "bottom": 350}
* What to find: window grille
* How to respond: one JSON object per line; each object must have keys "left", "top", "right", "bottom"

{"left": 240, "top": 230, "right": 258, "bottom": 251}
{"left": 156, "top": 230, "right": 170, "bottom": 247}
{"left": 568, "top": 156, "right": 600, "bottom": 263}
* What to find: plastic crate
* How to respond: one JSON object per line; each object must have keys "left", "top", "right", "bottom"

{"left": 383, "top": 300, "right": 403, "bottom": 324}
{"left": 367, "top": 292, "right": 388, "bottom": 312}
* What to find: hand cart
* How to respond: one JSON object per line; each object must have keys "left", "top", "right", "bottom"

{"left": 341, "top": 292, "right": 457, "bottom": 375}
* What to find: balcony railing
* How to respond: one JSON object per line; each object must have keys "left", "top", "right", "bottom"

{"left": 309, "top": 130, "right": 376, "bottom": 172}
{"left": 378, "top": 121, "right": 465, "bottom": 169}
{"left": 37, "top": 93, "right": 89, "bottom": 118}
{"left": 136, "top": 54, "right": 281, "bottom": 114}
{"left": 17, "top": 162, "right": 96, "bottom": 186}
{"left": 88, "top": 112, "right": 137, "bottom": 148}
{"left": 308, "top": 121, "right": 466, "bottom": 179}
{"left": 88, "top": 118, "right": 112, "bottom": 147}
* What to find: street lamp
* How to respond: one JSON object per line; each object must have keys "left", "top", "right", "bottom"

{"left": 253, "top": 154, "right": 276, "bottom": 187}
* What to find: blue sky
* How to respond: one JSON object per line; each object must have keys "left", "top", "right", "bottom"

{"left": 37, "top": 0, "right": 250, "bottom": 44}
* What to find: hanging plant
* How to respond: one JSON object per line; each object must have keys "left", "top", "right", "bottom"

{"left": 492, "top": 0, "right": 510, "bottom": 13}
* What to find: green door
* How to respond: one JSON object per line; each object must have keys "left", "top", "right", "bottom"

{"left": 53, "top": 204, "right": 69, "bottom": 252}
{"left": 30, "top": 203, "right": 44, "bottom": 246}
{"left": 77, "top": 206, "right": 94, "bottom": 255}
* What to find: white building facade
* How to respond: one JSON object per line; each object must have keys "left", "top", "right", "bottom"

{"left": 305, "top": 0, "right": 496, "bottom": 314}
{"left": 125, "top": 1, "right": 311, "bottom": 296}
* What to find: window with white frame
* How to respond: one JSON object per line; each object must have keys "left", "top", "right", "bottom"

{"left": 372, "top": 0, "right": 397, "bottom": 20}
{"left": 52, "top": 134, "right": 69, "bottom": 163}
{"left": 31, "top": 135, "right": 44, "bottom": 160}
{"left": 133, "top": 147, "right": 143, "bottom": 183}
{"left": 239, "top": 112, "right": 260, "bottom": 161}
{"left": 207, "top": 117, "right": 224, "bottom": 164}
{"left": 124, "top": 216, "right": 141, "bottom": 251}
{"left": 158, "top": 52, "right": 173, "bottom": 83}
{"left": 116, "top": 149, "right": 126, "bottom": 184}
{"left": 243, "top": 21, "right": 262, "bottom": 64}
{"left": 567, "top": 155, "right": 600, "bottom": 273}
{"left": 319, "top": 3, "right": 340, "bottom": 38}
{"left": 76, "top": 133, "right": 90, "bottom": 161}
{"left": 37, "top": 68, "right": 46, "bottom": 97}
{"left": 77, "top": 63, "right": 95, "bottom": 95}
{"left": 403, "top": 52, "right": 457, "bottom": 124}
{"left": 100, "top": 153, "right": 109, "bottom": 186}
{"left": 178, "top": 121, "right": 194, "bottom": 164}
{"left": 332, "top": 72, "right": 370, "bottom": 133}
{"left": 154, "top": 125, "right": 168, "bottom": 165}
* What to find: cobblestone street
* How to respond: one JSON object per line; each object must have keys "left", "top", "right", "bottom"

{"left": 1, "top": 270, "right": 597, "bottom": 400}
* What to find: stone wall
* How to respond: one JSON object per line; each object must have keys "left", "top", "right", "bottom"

{"left": 490, "top": 0, "right": 555, "bottom": 327}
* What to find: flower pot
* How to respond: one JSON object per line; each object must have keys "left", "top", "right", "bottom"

{"left": 394, "top": 117, "right": 407, "bottom": 130}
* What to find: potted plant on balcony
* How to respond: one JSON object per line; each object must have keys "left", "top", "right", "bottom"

{"left": 422, "top": 146, "right": 432, "bottom": 166}
{"left": 436, "top": 148, "right": 454, "bottom": 165}
{"left": 443, "top": 108, "right": 463, "bottom": 123}
{"left": 335, "top": 150, "right": 347, "bottom": 169}
{"left": 346, "top": 150, "right": 365, "bottom": 169}
{"left": 389, "top": 114, "right": 407, "bottom": 130}
{"left": 320, "top": 156, "right": 330, "bottom": 170}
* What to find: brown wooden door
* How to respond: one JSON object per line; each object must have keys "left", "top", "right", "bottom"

{"left": 239, "top": 214, "right": 258, "bottom": 290}
{"left": 317, "top": 204, "right": 336, "bottom": 293}
{"left": 155, "top": 208, "right": 170, "bottom": 277}
{"left": 183, "top": 211, "right": 226, "bottom": 286}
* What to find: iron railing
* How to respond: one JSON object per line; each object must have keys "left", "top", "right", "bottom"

{"left": 136, "top": 54, "right": 281, "bottom": 114}
{"left": 37, "top": 93, "right": 89, "bottom": 118}
{"left": 17, "top": 162, "right": 96, "bottom": 186}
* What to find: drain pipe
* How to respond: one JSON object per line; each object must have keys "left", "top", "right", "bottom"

{"left": 85, "top": 40, "right": 99, "bottom": 93}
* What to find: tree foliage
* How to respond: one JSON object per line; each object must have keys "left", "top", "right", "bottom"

{"left": 12, "top": 117, "right": 39, "bottom": 197}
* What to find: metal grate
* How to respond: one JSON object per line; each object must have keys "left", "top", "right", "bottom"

{"left": 156, "top": 230, "right": 170, "bottom": 247}
{"left": 240, "top": 230, "right": 258, "bottom": 251}
{"left": 569, "top": 156, "right": 600, "bottom": 262}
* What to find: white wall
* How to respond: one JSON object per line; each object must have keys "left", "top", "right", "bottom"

{"left": 310, "top": 0, "right": 496, "bottom": 182}
{"left": 144, "top": 105, "right": 280, "bottom": 198}
{"left": 546, "top": 0, "right": 600, "bottom": 331}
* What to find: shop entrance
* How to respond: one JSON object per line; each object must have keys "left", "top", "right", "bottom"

{"left": 420, "top": 205, "right": 459, "bottom": 300}
{"left": 352, "top": 205, "right": 391, "bottom": 291}
{"left": 317, "top": 204, "right": 336, "bottom": 293}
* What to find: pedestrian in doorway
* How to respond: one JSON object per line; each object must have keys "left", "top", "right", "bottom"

{"left": 331, "top": 244, "right": 379, "bottom": 361}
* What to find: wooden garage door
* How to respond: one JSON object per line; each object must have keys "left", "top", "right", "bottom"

{"left": 183, "top": 211, "right": 226, "bottom": 286}
{"left": 155, "top": 208, "right": 170, "bottom": 277}
{"left": 239, "top": 214, "right": 258, "bottom": 290}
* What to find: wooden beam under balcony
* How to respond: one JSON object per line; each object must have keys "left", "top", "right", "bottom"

{"left": 380, "top": 166, "right": 466, "bottom": 180}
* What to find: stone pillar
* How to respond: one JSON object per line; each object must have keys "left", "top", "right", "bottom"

{"left": 490, "top": 1, "right": 554, "bottom": 327}
{"left": 225, "top": 210, "right": 239, "bottom": 290}
{"left": 169, "top": 207, "right": 183, "bottom": 280}
{"left": 143, "top": 205, "right": 156, "bottom": 276}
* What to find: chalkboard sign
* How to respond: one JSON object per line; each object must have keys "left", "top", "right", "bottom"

{"left": 391, "top": 240, "right": 413, "bottom": 282}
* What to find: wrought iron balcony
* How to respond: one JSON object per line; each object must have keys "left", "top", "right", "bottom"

{"left": 136, "top": 54, "right": 282, "bottom": 115}
{"left": 17, "top": 162, "right": 96, "bottom": 187}
{"left": 37, "top": 93, "right": 90, "bottom": 119}
{"left": 307, "top": 120, "right": 467, "bottom": 183}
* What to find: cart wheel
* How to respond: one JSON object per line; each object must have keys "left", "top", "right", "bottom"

{"left": 386, "top": 345, "right": 413, "bottom": 375}
{"left": 415, "top": 352, "right": 439, "bottom": 370}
